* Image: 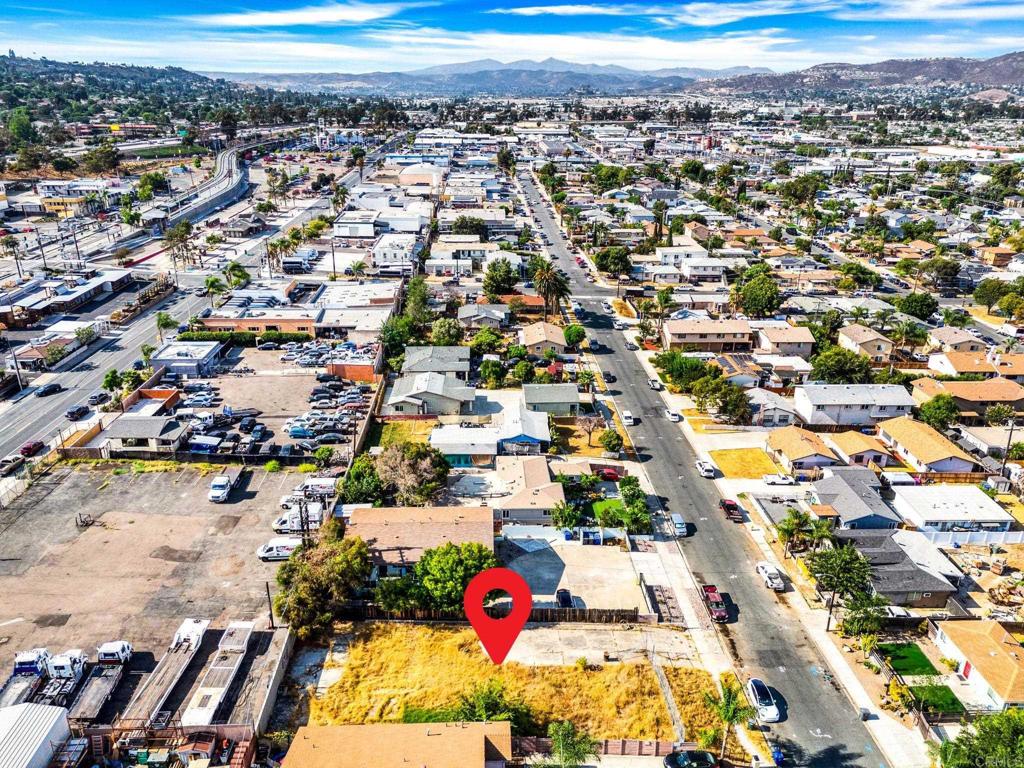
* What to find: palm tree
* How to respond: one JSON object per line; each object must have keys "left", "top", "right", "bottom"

{"left": 1, "top": 235, "right": 23, "bottom": 280}
{"left": 776, "top": 507, "right": 812, "bottom": 558}
{"left": 222, "top": 260, "right": 249, "bottom": 288}
{"left": 654, "top": 288, "right": 676, "bottom": 334}
{"left": 351, "top": 260, "right": 367, "bottom": 277}
{"left": 546, "top": 721, "right": 600, "bottom": 768}
{"left": 872, "top": 307, "right": 896, "bottom": 334}
{"left": 704, "top": 681, "right": 756, "bottom": 762}
{"left": 332, "top": 185, "right": 349, "bottom": 214}
{"left": 155, "top": 311, "right": 177, "bottom": 343}
{"left": 848, "top": 306, "right": 870, "bottom": 325}
{"left": 204, "top": 276, "right": 227, "bottom": 307}
{"left": 891, "top": 319, "right": 927, "bottom": 364}
{"left": 576, "top": 369, "right": 595, "bottom": 392}
{"left": 809, "top": 517, "right": 834, "bottom": 551}
{"left": 941, "top": 308, "right": 968, "bottom": 329}
{"left": 533, "top": 264, "right": 569, "bottom": 321}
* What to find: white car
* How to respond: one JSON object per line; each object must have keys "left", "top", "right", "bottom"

{"left": 613, "top": 320, "right": 627, "bottom": 330}
{"left": 695, "top": 460, "right": 716, "bottom": 478}
{"left": 763, "top": 473, "right": 797, "bottom": 485}
{"left": 756, "top": 561, "right": 785, "bottom": 592}
{"left": 746, "top": 677, "right": 781, "bottom": 723}
{"left": 665, "top": 409, "right": 681, "bottom": 422}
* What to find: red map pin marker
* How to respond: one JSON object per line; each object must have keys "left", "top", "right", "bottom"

{"left": 464, "top": 567, "right": 533, "bottom": 665}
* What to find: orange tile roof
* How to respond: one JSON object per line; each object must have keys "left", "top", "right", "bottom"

{"left": 938, "top": 621, "right": 1024, "bottom": 704}
{"left": 767, "top": 425, "right": 838, "bottom": 462}
{"left": 877, "top": 416, "right": 976, "bottom": 466}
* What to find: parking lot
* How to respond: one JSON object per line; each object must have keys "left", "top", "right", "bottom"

{"left": 0, "top": 463, "right": 301, "bottom": 673}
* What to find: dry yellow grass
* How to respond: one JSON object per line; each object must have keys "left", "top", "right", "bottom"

{"left": 662, "top": 668, "right": 750, "bottom": 764}
{"left": 311, "top": 623, "right": 673, "bottom": 739}
{"left": 966, "top": 305, "right": 1004, "bottom": 328}
{"left": 552, "top": 421, "right": 609, "bottom": 457}
{"left": 612, "top": 298, "right": 636, "bottom": 318}
{"left": 997, "top": 494, "right": 1024, "bottom": 527}
{"left": 380, "top": 419, "right": 437, "bottom": 446}
{"left": 709, "top": 448, "right": 779, "bottom": 479}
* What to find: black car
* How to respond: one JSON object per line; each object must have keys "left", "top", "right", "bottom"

{"left": 663, "top": 750, "right": 717, "bottom": 768}
{"left": 316, "top": 373, "right": 341, "bottom": 383}
{"left": 258, "top": 441, "right": 279, "bottom": 457}
{"left": 238, "top": 417, "right": 257, "bottom": 434}
{"left": 603, "top": 372, "right": 616, "bottom": 383}
{"left": 87, "top": 391, "right": 110, "bottom": 406}
{"left": 35, "top": 383, "right": 63, "bottom": 397}
{"left": 296, "top": 440, "right": 319, "bottom": 452}
{"left": 280, "top": 443, "right": 302, "bottom": 458}
{"left": 555, "top": 589, "right": 573, "bottom": 609}
{"left": 256, "top": 342, "right": 279, "bottom": 350}
{"left": 316, "top": 432, "right": 346, "bottom": 444}
{"left": 251, "top": 423, "right": 268, "bottom": 441}
{"left": 65, "top": 405, "right": 89, "bottom": 420}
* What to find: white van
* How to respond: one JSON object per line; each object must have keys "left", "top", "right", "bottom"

{"left": 622, "top": 410, "right": 635, "bottom": 427}
{"left": 256, "top": 537, "right": 303, "bottom": 562}
{"left": 670, "top": 513, "right": 688, "bottom": 538}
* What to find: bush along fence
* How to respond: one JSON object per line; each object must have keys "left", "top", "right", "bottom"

{"left": 337, "top": 602, "right": 644, "bottom": 625}
{"left": 176, "top": 331, "right": 313, "bottom": 346}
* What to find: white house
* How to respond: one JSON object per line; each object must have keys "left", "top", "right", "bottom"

{"left": 891, "top": 485, "right": 1012, "bottom": 532}
{"left": 333, "top": 210, "right": 380, "bottom": 238}
{"left": 371, "top": 233, "right": 422, "bottom": 276}
{"left": 933, "top": 620, "right": 1024, "bottom": 711}
{"left": 794, "top": 384, "right": 915, "bottom": 426}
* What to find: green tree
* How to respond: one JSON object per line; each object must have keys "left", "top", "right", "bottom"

{"left": 739, "top": 274, "right": 782, "bottom": 318}
{"left": 919, "top": 393, "right": 960, "bottom": 432}
{"left": 403, "top": 276, "right": 433, "bottom": 332}
{"left": 974, "top": 278, "right": 1010, "bottom": 311}
{"left": 703, "top": 681, "right": 756, "bottom": 762}
{"left": 431, "top": 317, "right": 464, "bottom": 347}
{"left": 479, "top": 359, "right": 506, "bottom": 385}
{"left": 940, "top": 308, "right": 969, "bottom": 329}
{"left": 805, "top": 545, "right": 873, "bottom": 631}
{"left": 273, "top": 537, "right": 372, "bottom": 640}
{"left": 454, "top": 680, "right": 532, "bottom": 734}
{"left": 551, "top": 501, "right": 582, "bottom": 529}
{"left": 139, "top": 344, "right": 156, "bottom": 367}
{"left": 895, "top": 292, "right": 939, "bottom": 321}
{"left": 101, "top": 368, "right": 123, "bottom": 394}
{"left": 470, "top": 327, "right": 503, "bottom": 355}
{"left": 451, "top": 216, "right": 489, "bottom": 242}
{"left": 546, "top": 721, "right": 600, "bottom": 768}
{"left": 810, "top": 346, "right": 873, "bottom": 384}
{"left": 121, "top": 369, "right": 144, "bottom": 390}
{"left": 776, "top": 507, "right": 812, "bottom": 557}
{"left": 154, "top": 311, "right": 177, "bottom": 343}
{"left": 313, "top": 445, "right": 335, "bottom": 468}
{"left": 563, "top": 324, "right": 586, "bottom": 348}
{"left": 599, "top": 429, "right": 624, "bottom": 453}
{"left": 204, "top": 276, "right": 227, "bottom": 307}
{"left": 482, "top": 257, "right": 518, "bottom": 300}
{"left": 375, "top": 442, "right": 450, "bottom": 506}
{"left": 986, "top": 403, "right": 1015, "bottom": 427}
{"left": 841, "top": 590, "right": 888, "bottom": 635}
{"left": 513, "top": 359, "right": 535, "bottom": 383}
{"left": 533, "top": 263, "right": 571, "bottom": 321}
{"left": 415, "top": 542, "right": 499, "bottom": 612}
{"left": 380, "top": 316, "right": 415, "bottom": 363}
{"left": 939, "top": 708, "right": 1024, "bottom": 768}
{"left": 342, "top": 454, "right": 383, "bottom": 504}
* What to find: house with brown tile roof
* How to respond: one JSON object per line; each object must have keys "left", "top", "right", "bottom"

{"left": 911, "top": 377, "right": 1024, "bottom": 424}
{"left": 877, "top": 416, "right": 979, "bottom": 473}
{"left": 766, "top": 426, "right": 839, "bottom": 472}
{"left": 491, "top": 455, "right": 566, "bottom": 524}
{"left": 662, "top": 318, "right": 753, "bottom": 352}
{"left": 344, "top": 506, "right": 494, "bottom": 577}
{"left": 837, "top": 324, "right": 894, "bottom": 364}
{"left": 929, "top": 351, "right": 1024, "bottom": 383}
{"left": 827, "top": 431, "right": 893, "bottom": 468}
{"left": 927, "top": 326, "right": 984, "bottom": 354}
{"left": 519, "top": 321, "right": 567, "bottom": 356}
{"left": 284, "top": 722, "right": 513, "bottom": 768}
{"left": 756, "top": 325, "right": 815, "bottom": 358}
{"left": 933, "top": 621, "right": 1024, "bottom": 710}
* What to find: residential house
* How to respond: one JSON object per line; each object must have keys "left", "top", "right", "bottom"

{"left": 979, "top": 245, "right": 1017, "bottom": 267}
{"left": 766, "top": 426, "right": 839, "bottom": 472}
{"left": 105, "top": 416, "right": 191, "bottom": 456}
{"left": 282, "top": 722, "right": 512, "bottom": 768}
{"left": 837, "top": 324, "right": 894, "bottom": 364}
{"left": 928, "top": 326, "right": 984, "bottom": 354}
{"left": 877, "top": 416, "right": 981, "bottom": 473}
{"left": 929, "top": 351, "right": 1024, "bottom": 383}
{"left": 384, "top": 373, "right": 475, "bottom": 416}
{"left": 911, "top": 377, "right": 1024, "bottom": 425}
{"left": 523, "top": 383, "right": 580, "bottom": 416}
{"left": 812, "top": 467, "right": 901, "bottom": 529}
{"left": 429, "top": 425, "right": 500, "bottom": 467}
{"left": 838, "top": 529, "right": 960, "bottom": 607}
{"left": 490, "top": 455, "right": 566, "bottom": 524}
{"left": 402, "top": 346, "right": 471, "bottom": 381}
{"left": 794, "top": 384, "right": 915, "bottom": 426}
{"left": 457, "top": 303, "right": 509, "bottom": 330}
{"left": 757, "top": 326, "right": 815, "bottom": 358}
{"left": 370, "top": 233, "right": 423, "bottom": 276}
{"left": 344, "top": 506, "right": 494, "bottom": 577}
{"left": 661, "top": 318, "right": 753, "bottom": 352}
{"left": 933, "top": 621, "right": 1024, "bottom": 711}
{"left": 519, "top": 322, "right": 567, "bottom": 356}
{"left": 748, "top": 388, "right": 797, "bottom": 427}
{"left": 827, "top": 431, "right": 892, "bottom": 468}
{"left": 712, "top": 354, "right": 766, "bottom": 388}
{"left": 891, "top": 485, "right": 1012, "bottom": 531}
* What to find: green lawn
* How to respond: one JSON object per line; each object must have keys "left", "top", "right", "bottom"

{"left": 587, "top": 498, "right": 625, "bottom": 524}
{"left": 877, "top": 643, "right": 938, "bottom": 676}
{"left": 910, "top": 685, "right": 965, "bottom": 714}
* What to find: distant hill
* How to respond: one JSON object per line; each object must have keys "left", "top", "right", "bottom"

{"left": 201, "top": 59, "right": 772, "bottom": 96}
{"left": 696, "top": 51, "right": 1024, "bottom": 93}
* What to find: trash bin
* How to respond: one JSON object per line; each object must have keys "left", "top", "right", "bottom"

{"left": 860, "top": 707, "right": 871, "bottom": 721}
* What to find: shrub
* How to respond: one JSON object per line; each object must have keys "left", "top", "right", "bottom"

{"left": 297, "top": 462, "right": 318, "bottom": 473}
{"left": 264, "top": 460, "right": 282, "bottom": 472}
{"left": 176, "top": 330, "right": 312, "bottom": 346}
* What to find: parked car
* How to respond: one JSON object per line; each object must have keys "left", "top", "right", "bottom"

{"left": 597, "top": 467, "right": 621, "bottom": 482}
{"left": 746, "top": 677, "right": 780, "bottom": 723}
{"left": 756, "top": 561, "right": 785, "bottom": 592}
{"left": 65, "top": 405, "right": 89, "bottom": 420}
{"left": 695, "top": 460, "right": 716, "bottom": 479}
{"left": 316, "top": 373, "right": 341, "bottom": 383}
{"left": 555, "top": 589, "right": 573, "bottom": 608}
{"left": 87, "top": 391, "right": 110, "bottom": 406}
{"left": 603, "top": 372, "right": 616, "bottom": 383}
{"left": 700, "top": 584, "right": 729, "bottom": 623}
{"left": 35, "top": 383, "right": 63, "bottom": 397}
{"left": 256, "top": 342, "right": 279, "bottom": 350}
{"left": 238, "top": 417, "right": 257, "bottom": 434}
{"left": 289, "top": 426, "right": 316, "bottom": 439}
{"left": 625, "top": 342, "right": 639, "bottom": 351}
{"left": 763, "top": 474, "right": 797, "bottom": 486}
{"left": 258, "top": 441, "right": 279, "bottom": 457}
{"left": 719, "top": 499, "right": 743, "bottom": 522}
{"left": 648, "top": 378, "right": 662, "bottom": 391}
{"left": 664, "top": 409, "right": 680, "bottom": 422}
{"left": 19, "top": 441, "right": 44, "bottom": 457}
{"left": 662, "top": 751, "right": 718, "bottom": 768}
{"left": 316, "top": 433, "right": 347, "bottom": 444}
{"left": 296, "top": 440, "right": 319, "bottom": 452}
{"left": 256, "top": 536, "right": 302, "bottom": 562}
{"left": 251, "top": 424, "right": 268, "bottom": 441}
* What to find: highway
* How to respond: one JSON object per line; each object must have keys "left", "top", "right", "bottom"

{"left": 521, "top": 172, "right": 889, "bottom": 768}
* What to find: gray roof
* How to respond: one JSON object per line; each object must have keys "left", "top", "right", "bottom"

{"left": 107, "top": 416, "right": 189, "bottom": 441}
{"left": 837, "top": 528, "right": 958, "bottom": 601}
{"left": 388, "top": 372, "right": 475, "bottom": 405}
{"left": 813, "top": 467, "right": 903, "bottom": 527}
{"left": 458, "top": 304, "right": 508, "bottom": 322}
{"left": 523, "top": 383, "right": 580, "bottom": 405}
{"left": 799, "top": 384, "right": 915, "bottom": 408}
{"left": 402, "top": 345, "right": 471, "bottom": 374}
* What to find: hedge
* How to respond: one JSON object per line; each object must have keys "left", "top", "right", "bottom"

{"left": 177, "top": 331, "right": 312, "bottom": 346}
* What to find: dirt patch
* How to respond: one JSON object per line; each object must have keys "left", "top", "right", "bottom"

{"left": 149, "top": 545, "right": 203, "bottom": 563}
{"left": 709, "top": 448, "right": 779, "bottom": 479}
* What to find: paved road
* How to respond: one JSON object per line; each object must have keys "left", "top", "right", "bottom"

{"left": 521, "top": 173, "right": 889, "bottom": 768}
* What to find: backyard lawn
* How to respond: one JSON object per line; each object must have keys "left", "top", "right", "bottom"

{"left": 552, "top": 418, "right": 614, "bottom": 458}
{"left": 311, "top": 623, "right": 673, "bottom": 739}
{"left": 368, "top": 419, "right": 437, "bottom": 447}
{"left": 709, "top": 448, "right": 779, "bottom": 479}
{"left": 877, "top": 642, "right": 938, "bottom": 676}
{"left": 587, "top": 498, "right": 626, "bottom": 524}
{"left": 911, "top": 684, "right": 965, "bottom": 714}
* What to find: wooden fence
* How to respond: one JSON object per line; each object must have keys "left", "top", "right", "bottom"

{"left": 513, "top": 737, "right": 685, "bottom": 757}
{"left": 337, "top": 603, "right": 641, "bottom": 625}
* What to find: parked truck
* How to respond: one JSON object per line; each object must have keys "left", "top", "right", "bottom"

{"left": 68, "top": 641, "right": 133, "bottom": 727}
{"left": 208, "top": 467, "right": 243, "bottom": 503}
{"left": 33, "top": 648, "right": 87, "bottom": 707}
{"left": 701, "top": 584, "right": 729, "bottom": 623}
{"left": 272, "top": 503, "right": 325, "bottom": 534}
{"left": 0, "top": 648, "right": 50, "bottom": 708}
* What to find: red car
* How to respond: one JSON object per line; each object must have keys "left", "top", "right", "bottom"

{"left": 701, "top": 585, "right": 729, "bottom": 623}
{"left": 597, "top": 467, "right": 621, "bottom": 482}
{"left": 719, "top": 499, "right": 743, "bottom": 522}
{"left": 19, "top": 441, "right": 44, "bottom": 457}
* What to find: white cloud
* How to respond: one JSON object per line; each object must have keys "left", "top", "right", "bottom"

{"left": 487, "top": 0, "right": 839, "bottom": 26}
{"left": 181, "top": 1, "right": 421, "bottom": 28}
{"left": 834, "top": 0, "right": 1024, "bottom": 22}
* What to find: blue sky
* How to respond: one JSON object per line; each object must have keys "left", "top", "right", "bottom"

{"left": 4, "top": 0, "right": 1024, "bottom": 73}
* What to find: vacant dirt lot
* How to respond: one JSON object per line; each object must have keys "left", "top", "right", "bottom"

{"left": 709, "top": 448, "right": 780, "bottom": 479}
{"left": 0, "top": 463, "right": 302, "bottom": 674}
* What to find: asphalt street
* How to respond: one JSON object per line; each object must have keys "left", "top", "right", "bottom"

{"left": 521, "top": 172, "right": 889, "bottom": 768}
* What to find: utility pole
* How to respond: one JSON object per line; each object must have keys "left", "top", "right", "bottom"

{"left": 1001, "top": 418, "right": 1018, "bottom": 476}
{"left": 265, "top": 581, "right": 276, "bottom": 630}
